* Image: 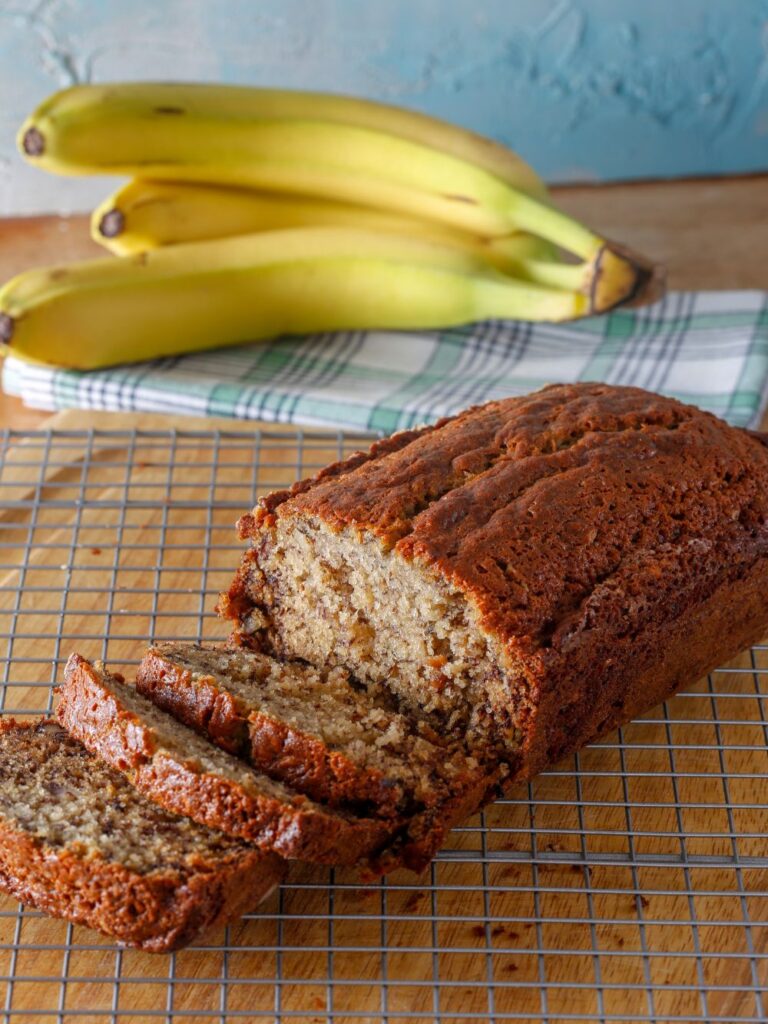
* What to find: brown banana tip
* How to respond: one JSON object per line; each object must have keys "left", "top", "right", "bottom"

{"left": 589, "top": 246, "right": 606, "bottom": 312}
{"left": 0, "top": 313, "right": 14, "bottom": 345}
{"left": 22, "top": 126, "right": 45, "bottom": 157}
{"left": 591, "top": 242, "right": 666, "bottom": 314}
{"left": 98, "top": 208, "right": 126, "bottom": 238}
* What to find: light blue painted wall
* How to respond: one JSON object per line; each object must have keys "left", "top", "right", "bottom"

{"left": 1, "top": 0, "right": 767, "bottom": 214}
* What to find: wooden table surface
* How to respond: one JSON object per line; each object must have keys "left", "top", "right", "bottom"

{"left": 0, "top": 173, "right": 767, "bottom": 430}
{"left": 0, "top": 179, "right": 766, "bottom": 1019}
{"left": 0, "top": 407, "right": 764, "bottom": 1023}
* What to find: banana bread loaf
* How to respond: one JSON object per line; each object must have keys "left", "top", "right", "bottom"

{"left": 0, "top": 719, "right": 284, "bottom": 951}
{"left": 57, "top": 654, "right": 389, "bottom": 865}
{"left": 220, "top": 382, "right": 768, "bottom": 778}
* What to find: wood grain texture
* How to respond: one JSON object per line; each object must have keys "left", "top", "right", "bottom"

{"left": 0, "top": 179, "right": 766, "bottom": 1016}
{"left": 0, "top": 411, "right": 764, "bottom": 1020}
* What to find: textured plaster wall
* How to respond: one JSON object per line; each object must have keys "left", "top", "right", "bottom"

{"left": 1, "top": 0, "right": 767, "bottom": 214}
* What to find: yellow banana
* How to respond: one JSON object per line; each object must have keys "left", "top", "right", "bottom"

{"left": 19, "top": 83, "right": 660, "bottom": 310}
{"left": 21, "top": 82, "right": 547, "bottom": 200}
{"left": 90, "top": 180, "right": 624, "bottom": 303}
{"left": 0, "top": 226, "right": 591, "bottom": 370}
{"left": 92, "top": 179, "right": 556, "bottom": 271}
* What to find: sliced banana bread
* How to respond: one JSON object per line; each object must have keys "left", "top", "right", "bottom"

{"left": 57, "top": 654, "right": 389, "bottom": 866}
{"left": 0, "top": 719, "right": 284, "bottom": 952}
{"left": 220, "top": 382, "right": 768, "bottom": 778}
{"left": 136, "top": 641, "right": 486, "bottom": 818}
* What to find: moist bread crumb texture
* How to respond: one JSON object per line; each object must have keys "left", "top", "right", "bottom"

{"left": 0, "top": 719, "right": 284, "bottom": 951}
{"left": 221, "top": 382, "right": 768, "bottom": 778}
{"left": 136, "top": 641, "right": 485, "bottom": 819}
{"left": 57, "top": 654, "right": 390, "bottom": 866}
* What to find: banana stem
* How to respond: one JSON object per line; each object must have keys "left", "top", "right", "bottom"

{"left": 509, "top": 259, "right": 587, "bottom": 293}
{"left": 504, "top": 193, "right": 663, "bottom": 311}
{"left": 505, "top": 192, "right": 602, "bottom": 261}
{"left": 489, "top": 233, "right": 558, "bottom": 264}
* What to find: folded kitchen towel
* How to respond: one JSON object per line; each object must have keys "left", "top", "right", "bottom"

{"left": 3, "top": 290, "right": 767, "bottom": 431}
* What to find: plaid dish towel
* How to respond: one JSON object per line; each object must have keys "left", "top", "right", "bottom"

{"left": 3, "top": 290, "right": 767, "bottom": 431}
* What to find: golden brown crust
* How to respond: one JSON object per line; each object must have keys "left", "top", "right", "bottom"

{"left": 57, "top": 655, "right": 390, "bottom": 866}
{"left": 519, "top": 545, "right": 768, "bottom": 778}
{"left": 242, "top": 423, "right": 442, "bottom": 529}
{"left": 137, "top": 649, "right": 248, "bottom": 754}
{"left": 136, "top": 648, "right": 403, "bottom": 817}
{"left": 0, "top": 720, "right": 284, "bottom": 952}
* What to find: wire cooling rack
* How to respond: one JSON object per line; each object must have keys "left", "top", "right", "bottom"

{"left": 0, "top": 423, "right": 766, "bottom": 1024}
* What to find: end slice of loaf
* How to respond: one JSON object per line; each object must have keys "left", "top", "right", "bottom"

{"left": 0, "top": 719, "right": 284, "bottom": 952}
{"left": 57, "top": 654, "right": 389, "bottom": 866}
{"left": 136, "top": 642, "right": 485, "bottom": 819}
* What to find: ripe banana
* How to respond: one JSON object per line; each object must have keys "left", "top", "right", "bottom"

{"left": 0, "top": 227, "right": 591, "bottom": 370}
{"left": 21, "top": 82, "right": 547, "bottom": 199}
{"left": 19, "top": 82, "right": 660, "bottom": 311}
{"left": 92, "top": 179, "right": 557, "bottom": 273}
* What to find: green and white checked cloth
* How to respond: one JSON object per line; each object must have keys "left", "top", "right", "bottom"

{"left": 4, "top": 290, "right": 768, "bottom": 431}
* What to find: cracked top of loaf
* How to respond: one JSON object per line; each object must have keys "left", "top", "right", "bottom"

{"left": 247, "top": 382, "right": 768, "bottom": 660}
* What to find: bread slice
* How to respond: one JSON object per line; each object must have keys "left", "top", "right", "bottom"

{"left": 57, "top": 654, "right": 389, "bottom": 866}
{"left": 0, "top": 719, "right": 284, "bottom": 952}
{"left": 136, "top": 641, "right": 485, "bottom": 819}
{"left": 220, "top": 383, "right": 768, "bottom": 778}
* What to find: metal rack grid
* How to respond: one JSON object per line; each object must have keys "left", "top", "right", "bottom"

{"left": 0, "top": 424, "right": 765, "bottom": 1024}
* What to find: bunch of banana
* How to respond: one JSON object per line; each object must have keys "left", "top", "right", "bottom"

{"left": 1, "top": 83, "right": 662, "bottom": 370}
